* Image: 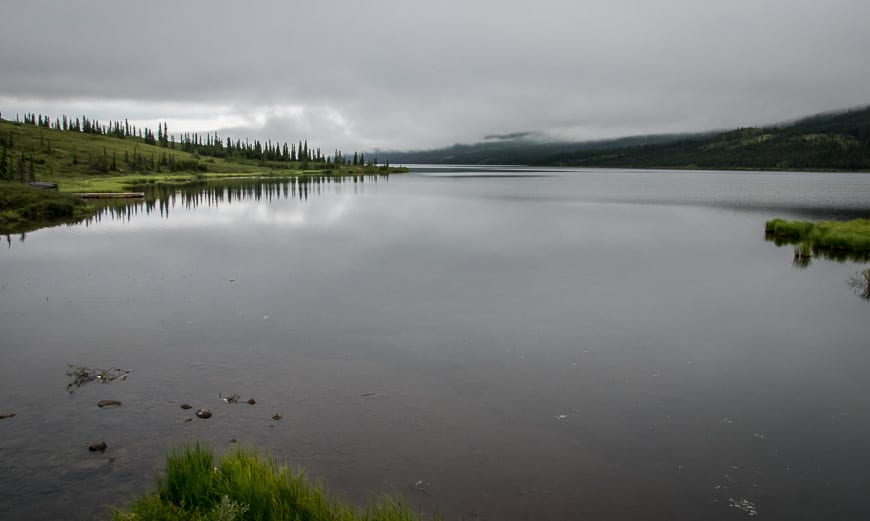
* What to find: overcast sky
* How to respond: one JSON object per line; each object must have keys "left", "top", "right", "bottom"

{"left": 2, "top": 0, "right": 869, "bottom": 152}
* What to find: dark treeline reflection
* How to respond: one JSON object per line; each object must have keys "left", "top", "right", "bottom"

{"left": 85, "top": 174, "right": 388, "bottom": 225}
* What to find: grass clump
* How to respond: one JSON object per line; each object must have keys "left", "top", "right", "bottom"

{"left": 113, "top": 443, "right": 435, "bottom": 521}
{"left": 809, "top": 219, "right": 870, "bottom": 252}
{"left": 765, "top": 218, "right": 870, "bottom": 260}
{"left": 764, "top": 218, "right": 815, "bottom": 240}
{"left": 847, "top": 269, "right": 870, "bottom": 300}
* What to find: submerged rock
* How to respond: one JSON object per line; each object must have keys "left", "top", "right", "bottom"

{"left": 97, "top": 400, "right": 122, "bottom": 408}
{"left": 272, "top": 413, "right": 282, "bottom": 421}
{"left": 180, "top": 403, "right": 193, "bottom": 410}
{"left": 89, "top": 441, "right": 108, "bottom": 452}
{"left": 196, "top": 409, "right": 213, "bottom": 419}
{"left": 0, "top": 413, "right": 15, "bottom": 420}
{"left": 247, "top": 398, "right": 256, "bottom": 405}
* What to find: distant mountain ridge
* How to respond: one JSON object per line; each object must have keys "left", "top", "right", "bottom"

{"left": 378, "top": 132, "right": 704, "bottom": 165}
{"left": 380, "top": 105, "right": 870, "bottom": 171}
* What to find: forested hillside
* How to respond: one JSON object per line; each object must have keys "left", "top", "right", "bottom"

{"left": 379, "top": 106, "right": 870, "bottom": 171}
{"left": 547, "top": 106, "right": 870, "bottom": 170}
{"left": 378, "top": 133, "right": 696, "bottom": 165}
{"left": 0, "top": 111, "right": 385, "bottom": 187}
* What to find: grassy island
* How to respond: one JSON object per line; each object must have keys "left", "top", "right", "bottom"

{"left": 0, "top": 114, "right": 406, "bottom": 234}
{"left": 765, "top": 218, "right": 870, "bottom": 260}
{"left": 112, "top": 444, "right": 435, "bottom": 521}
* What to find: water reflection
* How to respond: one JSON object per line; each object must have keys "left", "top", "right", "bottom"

{"left": 765, "top": 229, "right": 870, "bottom": 299}
{"left": 792, "top": 251, "right": 812, "bottom": 269}
{"left": 5, "top": 233, "right": 26, "bottom": 247}
{"left": 765, "top": 231, "right": 870, "bottom": 264}
{"left": 88, "top": 174, "right": 388, "bottom": 227}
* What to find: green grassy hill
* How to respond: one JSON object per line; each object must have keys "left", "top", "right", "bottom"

{"left": 0, "top": 118, "right": 252, "bottom": 192}
{"left": 0, "top": 117, "right": 391, "bottom": 192}
{"left": 0, "top": 115, "right": 401, "bottom": 233}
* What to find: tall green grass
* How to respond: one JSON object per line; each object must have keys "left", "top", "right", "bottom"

{"left": 765, "top": 218, "right": 870, "bottom": 260}
{"left": 113, "top": 443, "right": 436, "bottom": 521}
{"left": 764, "top": 218, "right": 815, "bottom": 240}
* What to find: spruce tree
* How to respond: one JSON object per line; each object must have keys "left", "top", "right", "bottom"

{"left": 17, "top": 154, "right": 25, "bottom": 182}
{"left": 0, "top": 145, "right": 7, "bottom": 180}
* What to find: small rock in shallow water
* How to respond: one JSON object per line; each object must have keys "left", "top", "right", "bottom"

{"left": 272, "top": 413, "right": 282, "bottom": 421}
{"left": 98, "top": 400, "right": 121, "bottom": 408}
{"left": 247, "top": 398, "right": 256, "bottom": 405}
{"left": 180, "top": 403, "right": 193, "bottom": 410}
{"left": 183, "top": 418, "right": 193, "bottom": 423}
{"left": 196, "top": 409, "right": 213, "bottom": 419}
{"left": 89, "top": 441, "right": 107, "bottom": 452}
{"left": 0, "top": 413, "right": 15, "bottom": 420}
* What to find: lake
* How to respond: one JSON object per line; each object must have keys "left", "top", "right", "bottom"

{"left": 2, "top": 167, "right": 869, "bottom": 520}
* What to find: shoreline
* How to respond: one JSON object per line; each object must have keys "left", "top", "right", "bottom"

{"left": 0, "top": 168, "right": 407, "bottom": 235}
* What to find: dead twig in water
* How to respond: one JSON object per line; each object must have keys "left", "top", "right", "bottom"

{"left": 66, "top": 364, "right": 130, "bottom": 394}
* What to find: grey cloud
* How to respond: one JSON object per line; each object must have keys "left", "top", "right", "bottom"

{"left": 2, "top": 0, "right": 870, "bottom": 151}
{"left": 485, "top": 132, "right": 535, "bottom": 141}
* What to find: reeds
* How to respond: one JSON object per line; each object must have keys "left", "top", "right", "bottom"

{"left": 113, "top": 443, "right": 436, "bottom": 521}
{"left": 765, "top": 218, "right": 870, "bottom": 260}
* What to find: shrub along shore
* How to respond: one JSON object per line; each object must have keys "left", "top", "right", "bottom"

{"left": 112, "top": 444, "right": 437, "bottom": 521}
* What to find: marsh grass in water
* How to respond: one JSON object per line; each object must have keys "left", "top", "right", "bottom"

{"left": 792, "top": 242, "right": 813, "bottom": 268}
{"left": 765, "top": 218, "right": 870, "bottom": 261}
{"left": 846, "top": 269, "right": 870, "bottom": 300}
{"left": 113, "top": 443, "right": 438, "bottom": 521}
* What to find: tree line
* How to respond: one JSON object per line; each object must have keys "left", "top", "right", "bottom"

{"left": 1, "top": 111, "right": 383, "bottom": 175}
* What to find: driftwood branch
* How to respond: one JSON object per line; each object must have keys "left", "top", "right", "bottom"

{"left": 66, "top": 364, "right": 130, "bottom": 393}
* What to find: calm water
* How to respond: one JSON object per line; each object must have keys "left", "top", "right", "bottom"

{"left": 1, "top": 167, "right": 869, "bottom": 520}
